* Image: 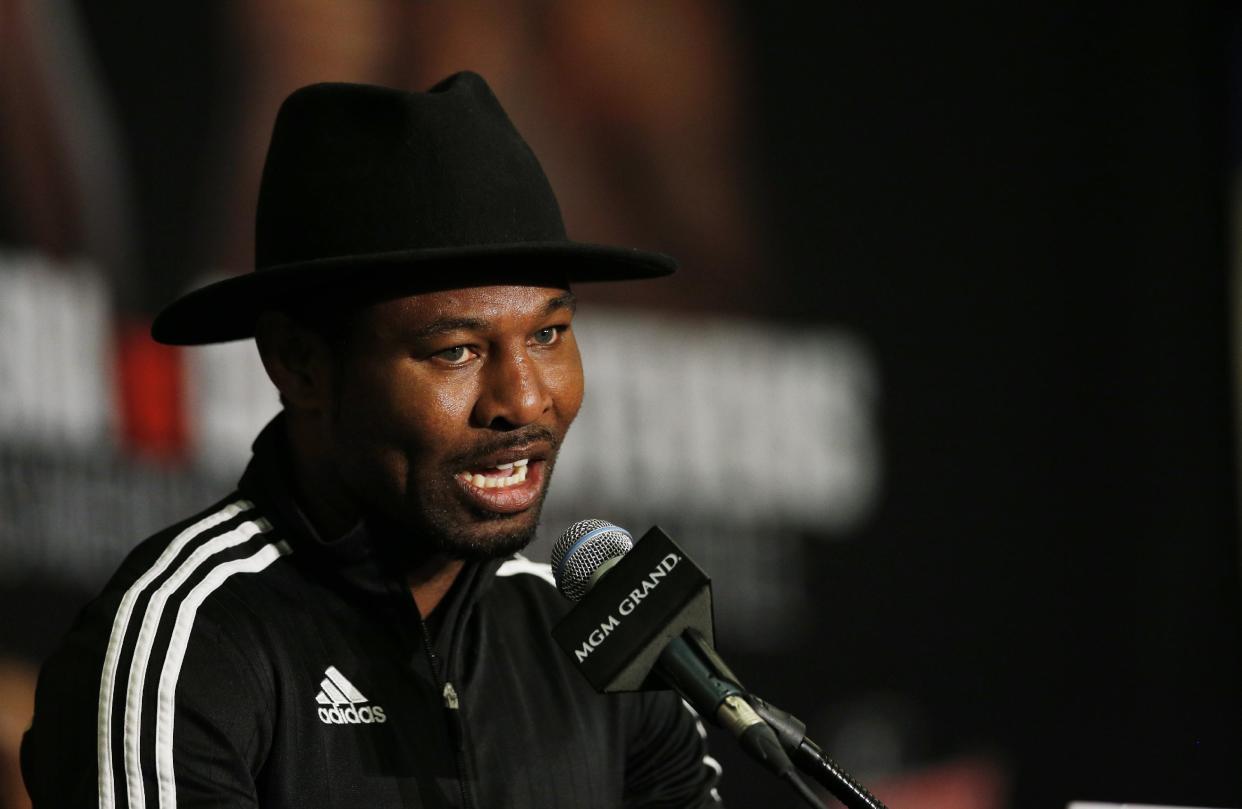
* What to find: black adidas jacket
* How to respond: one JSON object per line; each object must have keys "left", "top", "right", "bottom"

{"left": 22, "top": 421, "right": 722, "bottom": 808}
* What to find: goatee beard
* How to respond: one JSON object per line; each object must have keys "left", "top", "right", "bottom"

{"left": 363, "top": 478, "right": 551, "bottom": 567}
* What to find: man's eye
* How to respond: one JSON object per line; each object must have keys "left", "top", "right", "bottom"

{"left": 532, "top": 327, "right": 561, "bottom": 346}
{"left": 434, "top": 346, "right": 475, "bottom": 365}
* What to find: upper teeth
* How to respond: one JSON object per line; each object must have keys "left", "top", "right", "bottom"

{"left": 459, "top": 460, "right": 530, "bottom": 489}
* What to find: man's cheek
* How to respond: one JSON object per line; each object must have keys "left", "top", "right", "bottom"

{"left": 554, "top": 380, "right": 584, "bottom": 427}
{"left": 426, "top": 383, "right": 477, "bottom": 425}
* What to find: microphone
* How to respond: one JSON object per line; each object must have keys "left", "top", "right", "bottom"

{"left": 550, "top": 519, "right": 795, "bottom": 778}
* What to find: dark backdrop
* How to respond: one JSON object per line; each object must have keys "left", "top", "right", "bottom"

{"left": 723, "top": 3, "right": 1242, "bottom": 807}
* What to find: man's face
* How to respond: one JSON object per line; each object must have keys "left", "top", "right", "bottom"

{"left": 326, "top": 284, "right": 583, "bottom": 559}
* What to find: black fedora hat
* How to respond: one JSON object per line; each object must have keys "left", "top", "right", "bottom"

{"left": 152, "top": 72, "right": 676, "bottom": 345}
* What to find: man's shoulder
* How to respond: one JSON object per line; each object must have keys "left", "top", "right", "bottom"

{"left": 26, "top": 495, "right": 293, "bottom": 751}
{"left": 104, "top": 494, "right": 288, "bottom": 599}
{"left": 63, "top": 495, "right": 293, "bottom": 657}
{"left": 482, "top": 552, "right": 572, "bottom": 629}
{"left": 493, "top": 553, "right": 557, "bottom": 589}
{"left": 491, "top": 553, "right": 562, "bottom": 602}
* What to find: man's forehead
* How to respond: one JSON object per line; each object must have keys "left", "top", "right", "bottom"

{"left": 365, "top": 284, "right": 576, "bottom": 334}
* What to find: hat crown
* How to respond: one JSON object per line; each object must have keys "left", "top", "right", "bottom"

{"left": 255, "top": 72, "right": 567, "bottom": 270}
{"left": 151, "top": 72, "right": 674, "bottom": 346}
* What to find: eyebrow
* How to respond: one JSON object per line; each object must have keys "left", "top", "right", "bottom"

{"left": 411, "top": 291, "right": 577, "bottom": 341}
{"left": 411, "top": 317, "right": 489, "bottom": 340}
{"left": 544, "top": 291, "right": 577, "bottom": 316}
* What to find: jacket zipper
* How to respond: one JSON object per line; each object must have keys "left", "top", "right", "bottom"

{"left": 418, "top": 618, "right": 474, "bottom": 809}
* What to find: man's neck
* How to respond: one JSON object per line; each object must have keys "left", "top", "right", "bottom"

{"left": 408, "top": 557, "right": 466, "bottom": 619}
{"left": 280, "top": 411, "right": 464, "bottom": 617}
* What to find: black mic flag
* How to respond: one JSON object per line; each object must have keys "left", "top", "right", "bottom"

{"left": 551, "top": 526, "right": 716, "bottom": 693}
{"left": 550, "top": 522, "right": 822, "bottom": 805}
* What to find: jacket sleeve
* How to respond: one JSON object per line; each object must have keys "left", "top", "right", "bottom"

{"left": 622, "top": 691, "right": 724, "bottom": 808}
{"left": 22, "top": 593, "right": 271, "bottom": 809}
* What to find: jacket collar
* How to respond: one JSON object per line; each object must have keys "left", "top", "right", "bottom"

{"left": 237, "top": 414, "right": 502, "bottom": 616}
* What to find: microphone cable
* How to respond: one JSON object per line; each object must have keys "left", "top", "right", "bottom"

{"left": 750, "top": 695, "right": 888, "bottom": 809}
{"left": 783, "top": 769, "right": 830, "bottom": 809}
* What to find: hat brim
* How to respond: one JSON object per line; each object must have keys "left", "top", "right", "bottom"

{"left": 151, "top": 241, "right": 676, "bottom": 345}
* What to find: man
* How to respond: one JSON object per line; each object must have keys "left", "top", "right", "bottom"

{"left": 22, "top": 72, "right": 721, "bottom": 808}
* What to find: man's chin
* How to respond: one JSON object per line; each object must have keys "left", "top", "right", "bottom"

{"left": 424, "top": 500, "right": 545, "bottom": 561}
{"left": 432, "top": 525, "right": 537, "bottom": 561}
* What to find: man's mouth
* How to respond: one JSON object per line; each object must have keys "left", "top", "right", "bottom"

{"left": 454, "top": 457, "right": 546, "bottom": 514}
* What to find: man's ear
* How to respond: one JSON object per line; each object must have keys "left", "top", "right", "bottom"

{"left": 254, "top": 311, "right": 336, "bottom": 411}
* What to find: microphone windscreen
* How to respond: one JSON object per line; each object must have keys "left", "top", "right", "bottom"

{"left": 550, "top": 519, "right": 634, "bottom": 602}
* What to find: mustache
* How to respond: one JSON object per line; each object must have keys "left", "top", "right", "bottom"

{"left": 445, "top": 425, "right": 561, "bottom": 468}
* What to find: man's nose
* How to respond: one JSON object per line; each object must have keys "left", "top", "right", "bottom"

{"left": 472, "top": 347, "right": 552, "bottom": 429}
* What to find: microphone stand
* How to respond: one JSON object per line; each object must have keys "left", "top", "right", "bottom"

{"left": 683, "top": 630, "right": 889, "bottom": 809}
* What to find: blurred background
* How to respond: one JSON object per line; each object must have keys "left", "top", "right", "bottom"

{"left": 2, "top": 2, "right": 1241, "bottom": 807}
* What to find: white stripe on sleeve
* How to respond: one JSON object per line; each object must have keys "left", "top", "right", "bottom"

{"left": 154, "top": 540, "right": 292, "bottom": 809}
{"left": 97, "top": 499, "right": 253, "bottom": 809}
{"left": 495, "top": 555, "right": 556, "bottom": 587}
{"left": 122, "top": 519, "right": 271, "bottom": 809}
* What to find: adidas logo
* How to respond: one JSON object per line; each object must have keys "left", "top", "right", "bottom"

{"left": 315, "top": 665, "right": 387, "bottom": 725}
